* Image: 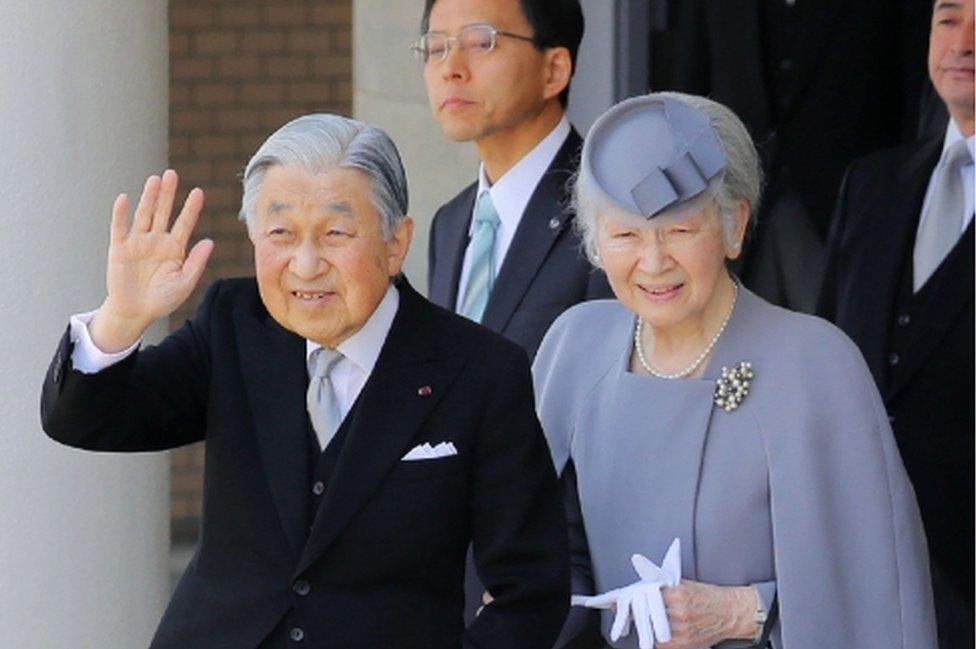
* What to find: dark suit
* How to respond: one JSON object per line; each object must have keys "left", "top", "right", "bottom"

{"left": 40, "top": 277, "right": 570, "bottom": 649}
{"left": 671, "top": 0, "right": 933, "bottom": 312}
{"left": 427, "top": 128, "right": 612, "bottom": 359}
{"left": 818, "top": 137, "right": 974, "bottom": 648}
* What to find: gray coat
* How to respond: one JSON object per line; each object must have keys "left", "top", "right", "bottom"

{"left": 533, "top": 288, "right": 936, "bottom": 648}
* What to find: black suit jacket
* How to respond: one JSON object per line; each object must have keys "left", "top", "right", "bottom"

{"left": 673, "top": 0, "right": 931, "bottom": 237}
{"left": 427, "top": 128, "right": 612, "bottom": 358}
{"left": 818, "top": 137, "right": 974, "bottom": 601}
{"left": 40, "top": 278, "right": 569, "bottom": 649}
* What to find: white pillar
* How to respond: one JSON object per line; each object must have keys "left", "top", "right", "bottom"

{"left": 0, "top": 2, "right": 170, "bottom": 647}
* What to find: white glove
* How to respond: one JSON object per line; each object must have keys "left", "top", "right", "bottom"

{"left": 571, "top": 538, "right": 681, "bottom": 649}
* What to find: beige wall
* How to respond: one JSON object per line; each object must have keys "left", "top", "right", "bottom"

{"left": 352, "top": 0, "right": 479, "bottom": 294}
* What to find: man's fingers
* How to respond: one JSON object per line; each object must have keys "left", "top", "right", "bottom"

{"left": 180, "top": 239, "right": 214, "bottom": 294}
{"left": 110, "top": 193, "right": 129, "bottom": 245}
{"left": 171, "top": 187, "right": 206, "bottom": 248}
{"left": 151, "top": 169, "right": 179, "bottom": 233}
{"left": 132, "top": 175, "right": 161, "bottom": 233}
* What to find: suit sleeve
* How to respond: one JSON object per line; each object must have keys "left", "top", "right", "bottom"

{"left": 40, "top": 281, "right": 220, "bottom": 452}
{"left": 463, "top": 344, "right": 570, "bottom": 649}
{"left": 552, "top": 461, "right": 603, "bottom": 649}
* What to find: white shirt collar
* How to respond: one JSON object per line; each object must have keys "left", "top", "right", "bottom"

{"left": 305, "top": 283, "right": 399, "bottom": 375}
{"left": 471, "top": 115, "right": 571, "bottom": 236}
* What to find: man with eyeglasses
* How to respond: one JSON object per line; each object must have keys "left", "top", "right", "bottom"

{"left": 419, "top": 0, "right": 611, "bottom": 362}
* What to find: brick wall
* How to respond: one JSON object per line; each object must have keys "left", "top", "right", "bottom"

{"left": 168, "top": 0, "right": 352, "bottom": 542}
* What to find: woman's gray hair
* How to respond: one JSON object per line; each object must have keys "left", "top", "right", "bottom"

{"left": 574, "top": 91, "right": 763, "bottom": 264}
{"left": 240, "top": 114, "right": 409, "bottom": 239}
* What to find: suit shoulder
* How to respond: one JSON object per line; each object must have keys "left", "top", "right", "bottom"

{"left": 845, "top": 139, "right": 934, "bottom": 186}
{"left": 198, "top": 276, "right": 261, "bottom": 314}
{"left": 433, "top": 181, "right": 478, "bottom": 220}
{"left": 424, "top": 297, "right": 529, "bottom": 363}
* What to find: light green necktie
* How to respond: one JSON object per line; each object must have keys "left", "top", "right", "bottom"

{"left": 460, "top": 191, "right": 500, "bottom": 322}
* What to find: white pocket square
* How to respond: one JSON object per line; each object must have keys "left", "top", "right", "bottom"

{"left": 401, "top": 441, "right": 458, "bottom": 461}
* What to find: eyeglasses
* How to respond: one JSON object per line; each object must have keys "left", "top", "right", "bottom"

{"left": 412, "top": 24, "right": 535, "bottom": 63}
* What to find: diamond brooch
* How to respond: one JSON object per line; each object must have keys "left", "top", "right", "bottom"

{"left": 714, "top": 361, "right": 754, "bottom": 412}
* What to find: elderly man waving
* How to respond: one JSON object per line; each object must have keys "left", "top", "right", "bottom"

{"left": 40, "top": 114, "right": 568, "bottom": 649}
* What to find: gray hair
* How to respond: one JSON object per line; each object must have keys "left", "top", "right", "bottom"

{"left": 240, "top": 114, "right": 409, "bottom": 239}
{"left": 574, "top": 91, "right": 763, "bottom": 264}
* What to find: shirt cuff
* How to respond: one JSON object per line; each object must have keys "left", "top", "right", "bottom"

{"left": 69, "top": 310, "right": 141, "bottom": 374}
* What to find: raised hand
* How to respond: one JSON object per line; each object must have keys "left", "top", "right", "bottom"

{"left": 90, "top": 170, "right": 214, "bottom": 352}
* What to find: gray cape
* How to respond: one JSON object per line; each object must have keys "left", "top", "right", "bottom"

{"left": 533, "top": 288, "right": 936, "bottom": 648}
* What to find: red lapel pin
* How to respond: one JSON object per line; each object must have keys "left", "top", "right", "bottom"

{"left": 417, "top": 385, "right": 432, "bottom": 397}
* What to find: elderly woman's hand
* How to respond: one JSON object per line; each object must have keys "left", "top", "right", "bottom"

{"left": 656, "top": 580, "right": 758, "bottom": 649}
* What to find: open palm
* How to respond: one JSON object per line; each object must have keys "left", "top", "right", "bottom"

{"left": 93, "top": 170, "right": 213, "bottom": 351}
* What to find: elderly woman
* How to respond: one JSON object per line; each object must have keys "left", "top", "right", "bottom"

{"left": 534, "top": 93, "right": 937, "bottom": 649}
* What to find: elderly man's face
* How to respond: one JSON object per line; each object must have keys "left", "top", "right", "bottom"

{"left": 929, "top": 0, "right": 975, "bottom": 126}
{"left": 423, "top": 0, "right": 554, "bottom": 144}
{"left": 248, "top": 165, "right": 412, "bottom": 348}
{"left": 596, "top": 202, "right": 746, "bottom": 333}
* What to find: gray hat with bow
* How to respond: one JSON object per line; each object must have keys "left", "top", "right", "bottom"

{"left": 580, "top": 94, "right": 727, "bottom": 221}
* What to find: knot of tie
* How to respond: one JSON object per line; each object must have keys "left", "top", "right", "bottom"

{"left": 474, "top": 190, "right": 500, "bottom": 227}
{"left": 309, "top": 346, "right": 343, "bottom": 379}
{"left": 943, "top": 138, "right": 973, "bottom": 170}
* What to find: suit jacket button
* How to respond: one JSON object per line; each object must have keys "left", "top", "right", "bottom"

{"left": 293, "top": 580, "right": 311, "bottom": 596}
{"left": 888, "top": 353, "right": 900, "bottom": 366}
{"left": 897, "top": 314, "right": 911, "bottom": 326}
{"left": 312, "top": 481, "right": 325, "bottom": 496}
{"left": 289, "top": 627, "right": 305, "bottom": 642}
{"left": 549, "top": 217, "right": 560, "bottom": 230}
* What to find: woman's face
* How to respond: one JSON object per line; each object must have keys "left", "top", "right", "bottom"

{"left": 595, "top": 200, "right": 747, "bottom": 332}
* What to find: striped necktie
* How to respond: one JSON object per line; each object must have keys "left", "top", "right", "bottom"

{"left": 460, "top": 190, "right": 501, "bottom": 322}
{"left": 306, "top": 347, "right": 345, "bottom": 451}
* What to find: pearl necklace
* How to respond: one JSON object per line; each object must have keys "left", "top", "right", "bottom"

{"left": 634, "top": 281, "right": 738, "bottom": 380}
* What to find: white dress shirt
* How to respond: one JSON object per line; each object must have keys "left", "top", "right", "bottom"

{"left": 455, "top": 116, "right": 571, "bottom": 312}
{"left": 917, "top": 118, "right": 975, "bottom": 237}
{"left": 70, "top": 284, "right": 400, "bottom": 425}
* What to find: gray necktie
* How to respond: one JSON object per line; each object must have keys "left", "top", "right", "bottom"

{"left": 460, "top": 190, "right": 501, "bottom": 322}
{"left": 307, "top": 347, "right": 345, "bottom": 451}
{"left": 914, "top": 139, "right": 972, "bottom": 292}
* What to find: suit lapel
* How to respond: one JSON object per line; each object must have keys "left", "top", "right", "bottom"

{"left": 888, "top": 223, "right": 974, "bottom": 401}
{"left": 235, "top": 309, "right": 310, "bottom": 558}
{"left": 429, "top": 185, "right": 476, "bottom": 310}
{"left": 296, "top": 281, "right": 467, "bottom": 575}
{"left": 481, "top": 129, "right": 582, "bottom": 334}
{"left": 842, "top": 139, "right": 940, "bottom": 384}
